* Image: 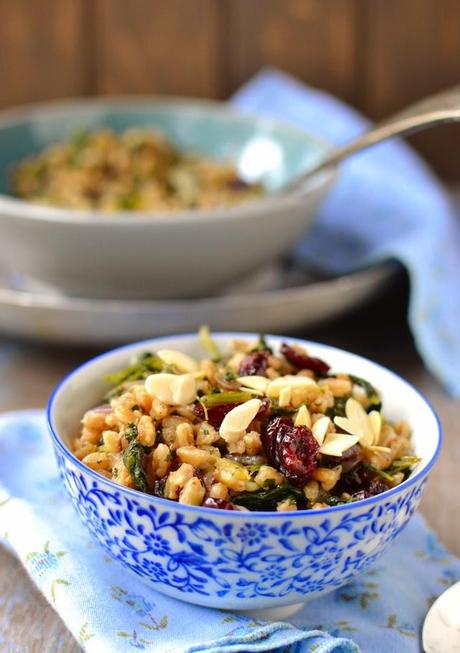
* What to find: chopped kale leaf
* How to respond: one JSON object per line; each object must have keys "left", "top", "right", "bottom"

{"left": 233, "top": 483, "right": 304, "bottom": 511}
{"left": 349, "top": 375, "right": 382, "bottom": 412}
{"left": 122, "top": 441, "right": 150, "bottom": 492}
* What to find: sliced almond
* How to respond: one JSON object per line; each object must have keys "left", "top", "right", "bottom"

{"left": 157, "top": 349, "right": 199, "bottom": 373}
{"left": 294, "top": 405, "right": 311, "bottom": 428}
{"left": 334, "top": 397, "right": 376, "bottom": 447}
{"left": 368, "top": 411, "right": 382, "bottom": 442}
{"left": 319, "top": 432, "right": 360, "bottom": 457}
{"left": 219, "top": 399, "right": 261, "bottom": 444}
{"left": 267, "top": 375, "right": 316, "bottom": 399}
{"left": 365, "top": 445, "right": 392, "bottom": 453}
{"left": 172, "top": 374, "right": 197, "bottom": 405}
{"left": 237, "top": 374, "right": 317, "bottom": 400}
{"left": 278, "top": 387, "right": 291, "bottom": 407}
{"left": 237, "top": 375, "right": 270, "bottom": 394}
{"left": 145, "top": 373, "right": 175, "bottom": 403}
{"left": 145, "top": 373, "right": 196, "bottom": 406}
{"left": 311, "top": 416, "right": 331, "bottom": 446}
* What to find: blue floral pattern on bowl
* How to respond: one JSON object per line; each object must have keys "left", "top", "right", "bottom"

{"left": 55, "top": 447, "right": 427, "bottom": 610}
{"left": 47, "top": 332, "right": 441, "bottom": 611}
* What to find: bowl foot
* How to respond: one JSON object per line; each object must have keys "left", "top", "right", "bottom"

{"left": 238, "top": 602, "right": 305, "bottom": 621}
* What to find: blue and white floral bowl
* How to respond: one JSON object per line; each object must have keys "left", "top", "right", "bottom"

{"left": 47, "top": 333, "right": 442, "bottom": 612}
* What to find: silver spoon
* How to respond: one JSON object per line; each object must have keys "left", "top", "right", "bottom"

{"left": 422, "top": 581, "right": 460, "bottom": 653}
{"left": 285, "top": 84, "right": 460, "bottom": 194}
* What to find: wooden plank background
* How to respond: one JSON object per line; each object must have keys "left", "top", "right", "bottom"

{"left": 0, "top": 0, "right": 459, "bottom": 177}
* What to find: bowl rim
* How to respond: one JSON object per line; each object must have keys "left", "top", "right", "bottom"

{"left": 47, "top": 332, "right": 443, "bottom": 518}
{"left": 0, "top": 95, "right": 334, "bottom": 225}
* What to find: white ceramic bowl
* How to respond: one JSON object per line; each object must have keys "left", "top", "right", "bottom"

{"left": 48, "top": 333, "right": 441, "bottom": 612}
{"left": 0, "top": 98, "right": 335, "bottom": 300}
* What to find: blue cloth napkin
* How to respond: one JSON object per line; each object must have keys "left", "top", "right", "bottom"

{"left": 231, "top": 69, "right": 460, "bottom": 397}
{"left": 1, "top": 411, "right": 460, "bottom": 653}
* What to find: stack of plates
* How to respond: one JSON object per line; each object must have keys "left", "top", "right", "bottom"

{"left": 0, "top": 262, "right": 395, "bottom": 346}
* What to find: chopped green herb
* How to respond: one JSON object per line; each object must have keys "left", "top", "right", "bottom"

{"left": 200, "top": 391, "right": 253, "bottom": 408}
{"left": 196, "top": 396, "right": 209, "bottom": 420}
{"left": 349, "top": 375, "right": 382, "bottom": 412}
{"left": 123, "top": 441, "right": 150, "bottom": 492}
{"left": 246, "top": 464, "right": 263, "bottom": 476}
{"left": 362, "top": 463, "right": 394, "bottom": 484}
{"left": 250, "top": 334, "right": 272, "bottom": 353}
{"left": 387, "top": 456, "right": 421, "bottom": 474}
{"left": 198, "top": 325, "right": 222, "bottom": 362}
{"left": 233, "top": 483, "right": 304, "bottom": 511}
{"left": 324, "top": 495, "right": 351, "bottom": 506}
{"left": 106, "top": 353, "right": 163, "bottom": 385}
{"left": 326, "top": 395, "right": 350, "bottom": 419}
{"left": 389, "top": 455, "right": 420, "bottom": 469}
{"left": 124, "top": 423, "right": 138, "bottom": 442}
{"left": 224, "top": 368, "right": 237, "bottom": 382}
{"left": 104, "top": 353, "right": 163, "bottom": 398}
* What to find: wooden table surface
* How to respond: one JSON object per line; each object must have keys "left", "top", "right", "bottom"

{"left": 0, "top": 278, "right": 459, "bottom": 652}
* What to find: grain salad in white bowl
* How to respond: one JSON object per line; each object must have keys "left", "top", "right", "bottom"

{"left": 48, "top": 331, "right": 441, "bottom": 612}
{"left": 0, "top": 99, "right": 335, "bottom": 300}
{"left": 70, "top": 329, "right": 421, "bottom": 511}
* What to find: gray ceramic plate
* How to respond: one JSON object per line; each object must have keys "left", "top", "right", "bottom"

{"left": 0, "top": 263, "right": 395, "bottom": 345}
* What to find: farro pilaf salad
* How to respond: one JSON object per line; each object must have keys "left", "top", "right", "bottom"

{"left": 72, "top": 330, "right": 420, "bottom": 512}
{"left": 13, "top": 128, "right": 264, "bottom": 212}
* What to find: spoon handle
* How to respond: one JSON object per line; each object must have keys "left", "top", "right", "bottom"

{"left": 286, "top": 84, "right": 460, "bottom": 193}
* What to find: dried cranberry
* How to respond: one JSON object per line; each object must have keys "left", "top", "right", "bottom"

{"left": 338, "top": 464, "right": 389, "bottom": 497}
{"left": 193, "top": 467, "right": 205, "bottom": 481}
{"left": 202, "top": 498, "right": 237, "bottom": 510}
{"left": 337, "top": 464, "right": 374, "bottom": 495}
{"left": 193, "top": 402, "right": 237, "bottom": 428}
{"left": 323, "top": 444, "right": 362, "bottom": 473}
{"left": 352, "top": 480, "right": 387, "bottom": 501}
{"left": 367, "top": 480, "right": 388, "bottom": 496}
{"left": 153, "top": 476, "right": 167, "bottom": 497}
{"left": 351, "top": 490, "right": 370, "bottom": 501}
{"left": 280, "top": 343, "right": 330, "bottom": 376}
{"left": 257, "top": 398, "right": 271, "bottom": 420}
{"left": 193, "top": 402, "right": 205, "bottom": 421}
{"left": 194, "top": 397, "right": 270, "bottom": 429}
{"left": 276, "top": 426, "right": 319, "bottom": 486}
{"left": 168, "top": 456, "right": 181, "bottom": 472}
{"left": 204, "top": 403, "right": 237, "bottom": 428}
{"left": 262, "top": 417, "right": 319, "bottom": 485}
{"left": 238, "top": 351, "right": 269, "bottom": 376}
{"left": 261, "top": 416, "right": 292, "bottom": 463}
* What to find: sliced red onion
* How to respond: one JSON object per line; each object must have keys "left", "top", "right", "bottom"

{"left": 89, "top": 404, "right": 113, "bottom": 413}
